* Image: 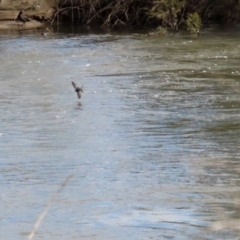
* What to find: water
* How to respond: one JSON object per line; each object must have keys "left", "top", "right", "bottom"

{"left": 0, "top": 25, "right": 240, "bottom": 240}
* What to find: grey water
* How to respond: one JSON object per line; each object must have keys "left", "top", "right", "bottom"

{"left": 1, "top": 25, "right": 240, "bottom": 240}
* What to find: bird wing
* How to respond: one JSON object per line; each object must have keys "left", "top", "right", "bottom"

{"left": 77, "top": 91, "right": 81, "bottom": 99}
{"left": 72, "top": 81, "right": 78, "bottom": 89}
{"left": 24, "top": 15, "right": 31, "bottom": 21}
{"left": 21, "top": 12, "right": 31, "bottom": 22}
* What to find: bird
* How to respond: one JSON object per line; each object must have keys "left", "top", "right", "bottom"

{"left": 15, "top": 10, "right": 31, "bottom": 25}
{"left": 72, "top": 82, "right": 83, "bottom": 99}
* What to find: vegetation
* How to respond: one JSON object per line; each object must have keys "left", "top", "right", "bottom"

{"left": 148, "top": 0, "right": 186, "bottom": 33}
{"left": 52, "top": 0, "right": 240, "bottom": 33}
{"left": 185, "top": 12, "right": 202, "bottom": 34}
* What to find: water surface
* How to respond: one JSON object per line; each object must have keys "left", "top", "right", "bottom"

{"left": 0, "top": 25, "right": 240, "bottom": 240}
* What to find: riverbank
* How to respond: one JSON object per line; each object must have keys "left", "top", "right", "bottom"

{"left": 1, "top": 0, "right": 240, "bottom": 32}
{"left": 0, "top": 21, "right": 44, "bottom": 30}
{"left": 0, "top": 0, "right": 55, "bottom": 30}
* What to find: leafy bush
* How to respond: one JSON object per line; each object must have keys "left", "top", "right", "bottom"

{"left": 185, "top": 12, "right": 202, "bottom": 34}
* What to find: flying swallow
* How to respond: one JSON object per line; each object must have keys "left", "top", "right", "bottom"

{"left": 72, "top": 81, "right": 83, "bottom": 99}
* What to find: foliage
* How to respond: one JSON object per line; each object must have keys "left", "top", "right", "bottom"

{"left": 52, "top": 0, "right": 240, "bottom": 29}
{"left": 52, "top": 0, "right": 150, "bottom": 26}
{"left": 185, "top": 12, "right": 202, "bottom": 33}
{"left": 156, "top": 26, "right": 168, "bottom": 36}
{"left": 148, "top": 0, "right": 186, "bottom": 32}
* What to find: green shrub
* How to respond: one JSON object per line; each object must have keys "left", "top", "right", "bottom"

{"left": 185, "top": 12, "right": 202, "bottom": 34}
{"left": 148, "top": 0, "right": 186, "bottom": 32}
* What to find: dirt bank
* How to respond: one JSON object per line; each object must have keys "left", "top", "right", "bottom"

{"left": 0, "top": 0, "right": 56, "bottom": 30}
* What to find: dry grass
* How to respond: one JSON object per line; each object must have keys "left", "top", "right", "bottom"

{"left": 51, "top": 0, "right": 151, "bottom": 26}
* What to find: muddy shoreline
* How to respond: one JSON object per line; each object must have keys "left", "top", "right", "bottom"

{"left": 0, "top": 0, "right": 55, "bottom": 30}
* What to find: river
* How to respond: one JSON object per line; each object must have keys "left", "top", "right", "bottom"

{"left": 0, "top": 25, "right": 240, "bottom": 240}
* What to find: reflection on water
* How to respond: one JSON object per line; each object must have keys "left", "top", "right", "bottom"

{"left": 0, "top": 25, "right": 240, "bottom": 240}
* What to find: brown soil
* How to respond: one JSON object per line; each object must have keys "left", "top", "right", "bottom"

{"left": 0, "top": 0, "right": 56, "bottom": 30}
{"left": 0, "top": 20, "right": 44, "bottom": 30}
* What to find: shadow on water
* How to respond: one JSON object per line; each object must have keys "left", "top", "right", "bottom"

{"left": 74, "top": 102, "right": 83, "bottom": 110}
{"left": 0, "top": 24, "right": 240, "bottom": 240}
